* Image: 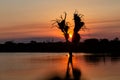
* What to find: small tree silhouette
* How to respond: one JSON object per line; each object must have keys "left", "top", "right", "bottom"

{"left": 72, "top": 11, "right": 85, "bottom": 44}
{"left": 50, "top": 11, "right": 86, "bottom": 80}
{"left": 52, "top": 11, "right": 85, "bottom": 55}
{"left": 52, "top": 12, "right": 69, "bottom": 42}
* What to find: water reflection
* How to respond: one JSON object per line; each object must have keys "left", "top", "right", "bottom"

{"left": 110, "top": 55, "right": 120, "bottom": 62}
{"left": 46, "top": 54, "right": 120, "bottom": 80}
{"left": 84, "top": 55, "right": 106, "bottom": 64}
{"left": 0, "top": 53, "right": 119, "bottom": 80}
{"left": 47, "top": 54, "right": 83, "bottom": 80}
{"left": 84, "top": 54, "right": 120, "bottom": 64}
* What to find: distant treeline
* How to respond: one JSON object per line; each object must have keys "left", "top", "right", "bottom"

{"left": 0, "top": 38, "right": 120, "bottom": 54}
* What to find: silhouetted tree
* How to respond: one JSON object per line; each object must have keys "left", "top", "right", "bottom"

{"left": 52, "top": 12, "right": 69, "bottom": 42}
{"left": 53, "top": 11, "right": 85, "bottom": 59}
{"left": 72, "top": 11, "right": 85, "bottom": 44}
{"left": 50, "top": 11, "right": 85, "bottom": 80}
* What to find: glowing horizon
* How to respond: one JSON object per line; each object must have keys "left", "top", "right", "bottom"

{"left": 0, "top": 0, "right": 120, "bottom": 42}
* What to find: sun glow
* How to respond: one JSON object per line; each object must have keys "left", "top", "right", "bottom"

{"left": 69, "top": 34, "right": 73, "bottom": 38}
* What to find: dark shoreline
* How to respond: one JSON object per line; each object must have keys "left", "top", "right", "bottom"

{"left": 0, "top": 38, "right": 120, "bottom": 55}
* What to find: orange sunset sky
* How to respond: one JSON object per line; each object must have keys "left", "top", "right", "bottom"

{"left": 0, "top": 0, "right": 120, "bottom": 42}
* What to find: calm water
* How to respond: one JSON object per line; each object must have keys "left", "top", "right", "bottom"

{"left": 0, "top": 53, "right": 120, "bottom": 80}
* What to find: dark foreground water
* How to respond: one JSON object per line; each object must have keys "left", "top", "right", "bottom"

{"left": 0, "top": 53, "right": 119, "bottom": 80}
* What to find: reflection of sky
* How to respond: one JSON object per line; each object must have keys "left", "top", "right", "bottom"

{"left": 0, "top": 53, "right": 120, "bottom": 80}
{"left": 0, "top": 0, "right": 120, "bottom": 41}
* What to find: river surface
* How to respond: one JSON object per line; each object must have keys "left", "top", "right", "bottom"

{"left": 0, "top": 53, "right": 119, "bottom": 80}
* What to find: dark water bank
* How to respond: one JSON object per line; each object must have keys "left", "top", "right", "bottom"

{"left": 0, "top": 38, "right": 120, "bottom": 54}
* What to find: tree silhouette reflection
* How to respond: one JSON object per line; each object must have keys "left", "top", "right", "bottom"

{"left": 48, "top": 55, "right": 82, "bottom": 80}
{"left": 65, "top": 53, "right": 82, "bottom": 80}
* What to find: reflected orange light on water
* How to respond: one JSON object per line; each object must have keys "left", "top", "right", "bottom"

{"left": 1, "top": 53, "right": 120, "bottom": 80}
{"left": 66, "top": 53, "right": 80, "bottom": 68}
